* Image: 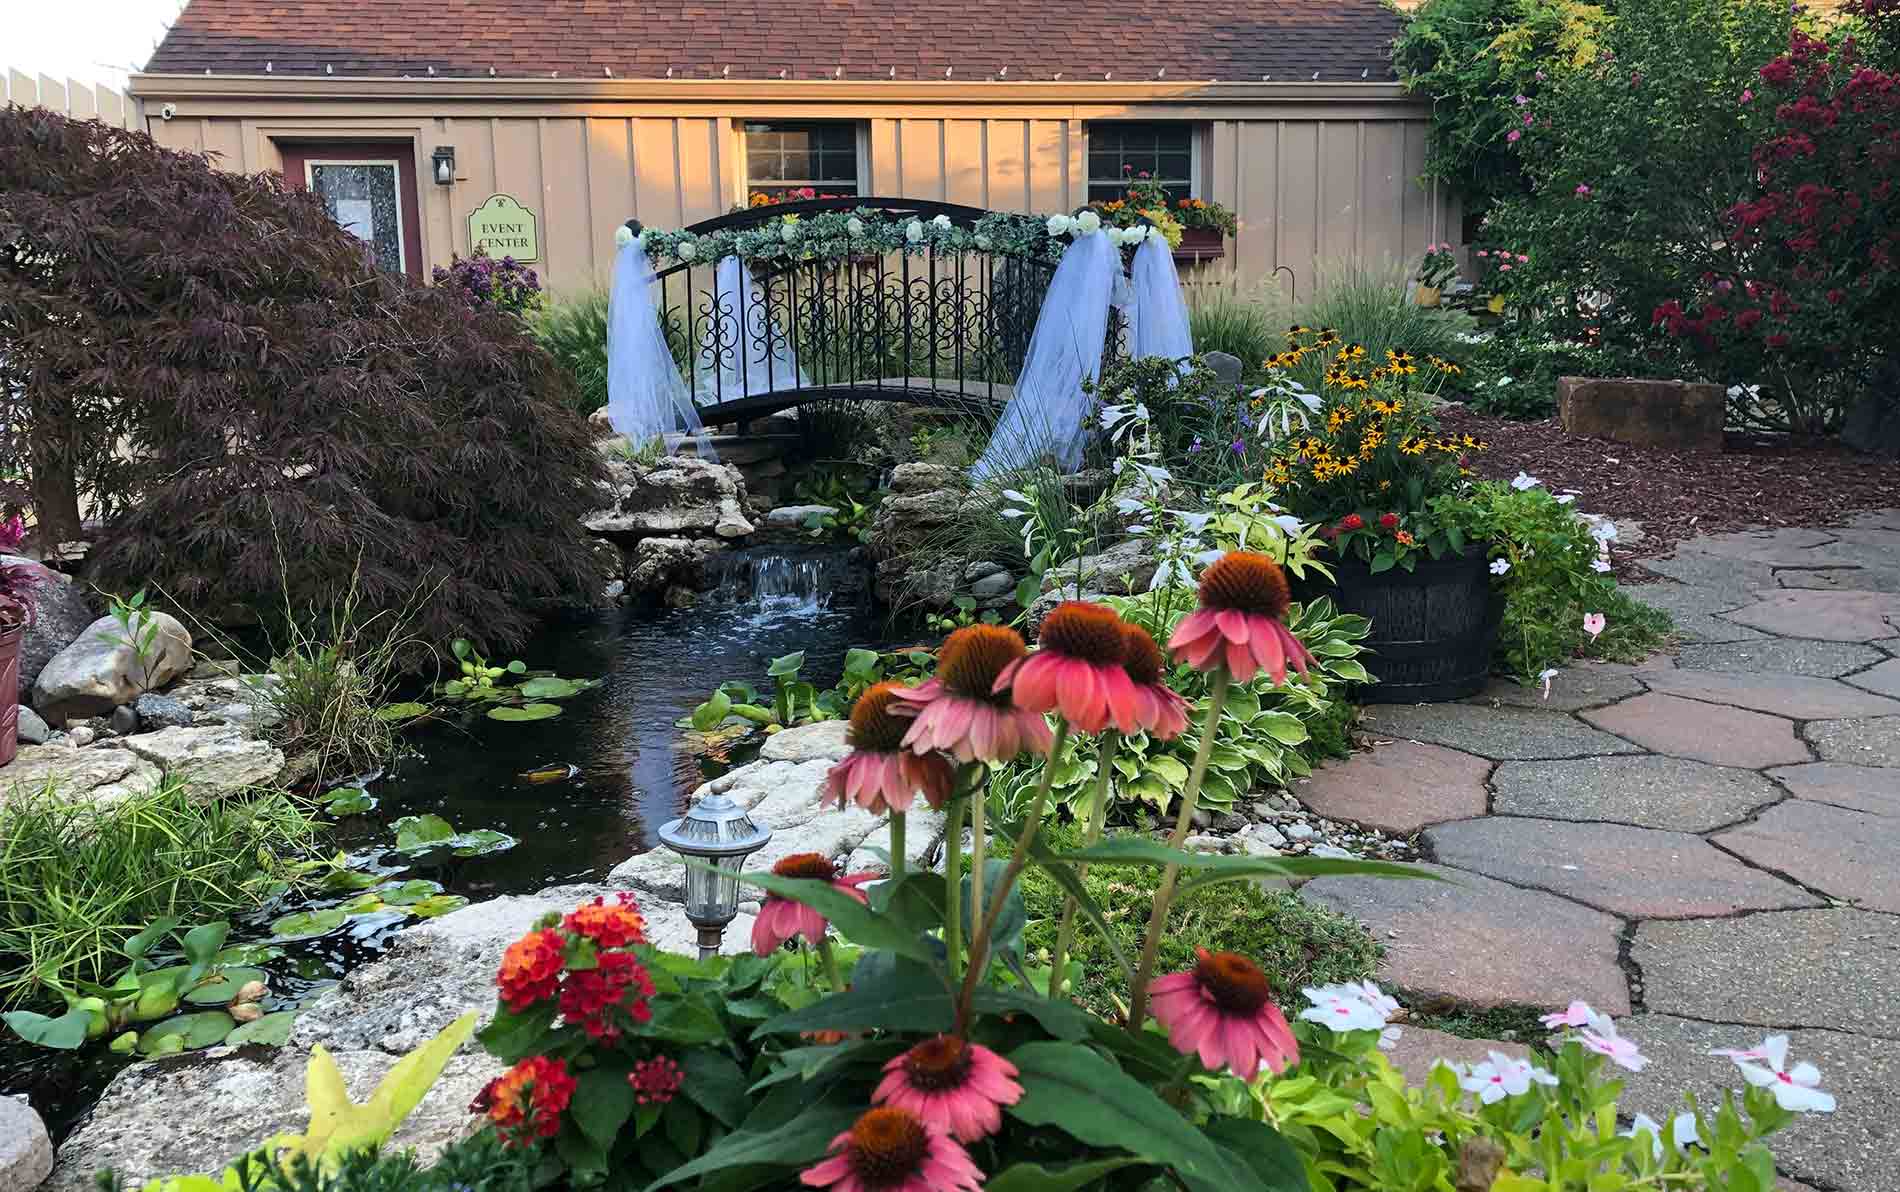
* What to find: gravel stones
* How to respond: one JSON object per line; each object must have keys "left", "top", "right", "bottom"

{"left": 1490, "top": 755, "right": 1780, "bottom": 832}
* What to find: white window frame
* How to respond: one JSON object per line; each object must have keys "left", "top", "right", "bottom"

{"left": 1083, "top": 122, "right": 1203, "bottom": 204}
{"left": 741, "top": 121, "right": 866, "bottom": 201}
{"left": 304, "top": 158, "right": 407, "bottom": 273}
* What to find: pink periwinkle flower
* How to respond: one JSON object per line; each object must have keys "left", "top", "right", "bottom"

{"left": 1583, "top": 612, "right": 1607, "bottom": 640}
{"left": 1711, "top": 1035, "right": 1836, "bottom": 1113}
{"left": 1576, "top": 184, "right": 1594, "bottom": 197}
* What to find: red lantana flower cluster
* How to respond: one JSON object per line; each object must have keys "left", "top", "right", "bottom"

{"left": 495, "top": 893, "right": 655, "bottom": 1038}
{"left": 471, "top": 1055, "right": 577, "bottom": 1146}
{"left": 628, "top": 1055, "right": 684, "bottom": 1105}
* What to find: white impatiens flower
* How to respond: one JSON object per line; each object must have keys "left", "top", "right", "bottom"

{"left": 931, "top": 213, "right": 952, "bottom": 230}
{"left": 1046, "top": 213, "right": 1074, "bottom": 237}
{"left": 1555, "top": 494, "right": 1576, "bottom": 505}
{"left": 1460, "top": 1052, "right": 1559, "bottom": 1104}
{"left": 905, "top": 220, "right": 925, "bottom": 243}
{"left": 1510, "top": 471, "right": 1541, "bottom": 491}
{"left": 1378, "top": 1026, "right": 1402, "bottom": 1051}
{"left": 846, "top": 217, "right": 865, "bottom": 237}
{"left": 614, "top": 225, "right": 635, "bottom": 249}
{"left": 677, "top": 238, "right": 698, "bottom": 260}
{"left": 1622, "top": 1112, "right": 1700, "bottom": 1160}
{"left": 1591, "top": 558, "right": 1613, "bottom": 573}
{"left": 1489, "top": 558, "right": 1512, "bottom": 576}
{"left": 1074, "top": 209, "right": 1102, "bottom": 236}
{"left": 1713, "top": 1035, "right": 1837, "bottom": 1113}
{"left": 974, "top": 233, "right": 992, "bottom": 250}
{"left": 1590, "top": 519, "right": 1620, "bottom": 544}
{"left": 1299, "top": 981, "right": 1401, "bottom": 1033}
{"left": 780, "top": 221, "right": 799, "bottom": 242}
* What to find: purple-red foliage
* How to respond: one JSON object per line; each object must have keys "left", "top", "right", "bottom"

{"left": 0, "top": 106, "right": 605, "bottom": 650}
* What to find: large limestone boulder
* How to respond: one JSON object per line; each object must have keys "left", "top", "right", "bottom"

{"left": 0, "top": 1096, "right": 52, "bottom": 1192}
{"left": 31, "top": 613, "right": 191, "bottom": 726}
{"left": 0, "top": 744, "right": 162, "bottom": 806}
{"left": 2, "top": 556, "right": 95, "bottom": 703}
{"left": 584, "top": 455, "right": 754, "bottom": 543}
{"left": 1051, "top": 537, "right": 1158, "bottom": 596}
{"left": 1556, "top": 377, "right": 1724, "bottom": 452}
{"left": 121, "top": 725, "right": 284, "bottom": 797}
{"left": 624, "top": 536, "right": 728, "bottom": 595}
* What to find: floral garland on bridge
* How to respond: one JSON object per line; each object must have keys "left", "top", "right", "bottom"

{"left": 613, "top": 205, "right": 1172, "bottom": 268}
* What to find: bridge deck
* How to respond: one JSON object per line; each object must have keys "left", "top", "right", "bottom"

{"left": 689, "top": 377, "right": 1015, "bottom": 429}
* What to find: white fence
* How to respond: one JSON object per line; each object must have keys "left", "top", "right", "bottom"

{"left": 2, "top": 71, "right": 140, "bottom": 128}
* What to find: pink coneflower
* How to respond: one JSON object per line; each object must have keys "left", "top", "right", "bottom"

{"left": 1167, "top": 552, "right": 1314, "bottom": 686}
{"left": 801, "top": 1107, "right": 985, "bottom": 1192}
{"left": 1149, "top": 948, "right": 1300, "bottom": 1076}
{"left": 995, "top": 601, "right": 1140, "bottom": 734}
{"left": 892, "top": 625, "right": 1054, "bottom": 763}
{"left": 826, "top": 683, "right": 957, "bottom": 814}
{"left": 1120, "top": 623, "right": 1190, "bottom": 739}
{"left": 873, "top": 1035, "right": 1023, "bottom": 1143}
{"left": 751, "top": 853, "right": 878, "bottom": 955}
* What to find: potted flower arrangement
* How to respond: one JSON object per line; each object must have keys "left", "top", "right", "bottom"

{"left": 0, "top": 514, "right": 40, "bottom": 766}
{"left": 1471, "top": 247, "right": 1530, "bottom": 315}
{"left": 1413, "top": 242, "right": 1459, "bottom": 307}
{"left": 1261, "top": 330, "right": 1503, "bottom": 701}
{"left": 1172, "top": 196, "right": 1238, "bottom": 264}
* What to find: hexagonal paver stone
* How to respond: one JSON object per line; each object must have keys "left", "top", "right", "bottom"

{"left": 1767, "top": 763, "right": 1899, "bottom": 816}
{"left": 1804, "top": 715, "right": 1900, "bottom": 766}
{"left": 1681, "top": 526, "right": 1840, "bottom": 563}
{"left": 1632, "top": 908, "right": 1900, "bottom": 1033}
{"left": 1844, "top": 657, "right": 1900, "bottom": 698}
{"left": 1675, "top": 638, "right": 1888, "bottom": 677}
{"left": 1463, "top": 663, "right": 1647, "bottom": 713}
{"left": 1365, "top": 702, "right": 1643, "bottom": 761}
{"left": 1292, "top": 741, "right": 1490, "bottom": 834}
{"left": 1300, "top": 863, "right": 1629, "bottom": 1014}
{"left": 1580, "top": 693, "right": 1810, "bottom": 768}
{"left": 1715, "top": 801, "right": 1900, "bottom": 912}
{"left": 1617, "top": 1016, "right": 1899, "bottom": 1192}
{"left": 1490, "top": 756, "right": 1782, "bottom": 832}
{"left": 1641, "top": 668, "right": 1900, "bottom": 719}
{"left": 1422, "top": 817, "right": 1820, "bottom": 919}
{"left": 1722, "top": 589, "right": 1900, "bottom": 642}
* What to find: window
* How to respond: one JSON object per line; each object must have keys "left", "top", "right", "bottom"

{"left": 744, "top": 122, "right": 860, "bottom": 202}
{"left": 277, "top": 142, "right": 423, "bottom": 279}
{"left": 1086, "top": 123, "right": 1194, "bottom": 204}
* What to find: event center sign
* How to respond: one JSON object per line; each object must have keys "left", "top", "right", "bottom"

{"left": 468, "top": 194, "right": 539, "bottom": 261}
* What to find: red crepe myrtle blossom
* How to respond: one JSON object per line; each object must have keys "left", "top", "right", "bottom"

{"left": 873, "top": 1035, "right": 1024, "bottom": 1142}
{"left": 1149, "top": 949, "right": 1300, "bottom": 1076}
{"left": 892, "top": 624, "right": 1053, "bottom": 763}
{"left": 1168, "top": 552, "right": 1315, "bottom": 686}
{"left": 827, "top": 682, "right": 957, "bottom": 814}
{"left": 472, "top": 1056, "right": 576, "bottom": 1145}
{"left": 752, "top": 853, "right": 879, "bottom": 955}
{"left": 997, "top": 601, "right": 1140, "bottom": 734}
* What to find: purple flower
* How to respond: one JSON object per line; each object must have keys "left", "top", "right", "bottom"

{"left": 1514, "top": 94, "right": 1530, "bottom": 105}
{"left": 1230, "top": 439, "right": 1245, "bottom": 456}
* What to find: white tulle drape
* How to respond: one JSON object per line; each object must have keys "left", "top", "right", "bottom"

{"left": 693, "top": 255, "right": 809, "bottom": 400}
{"left": 1128, "top": 233, "right": 1194, "bottom": 365}
{"left": 971, "top": 230, "right": 1121, "bottom": 480}
{"left": 605, "top": 238, "right": 714, "bottom": 457}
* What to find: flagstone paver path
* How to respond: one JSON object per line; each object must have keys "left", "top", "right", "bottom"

{"left": 1297, "top": 510, "right": 1900, "bottom": 1192}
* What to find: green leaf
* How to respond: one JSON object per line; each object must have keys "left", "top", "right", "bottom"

{"left": 139, "top": 1010, "right": 236, "bottom": 1055}
{"left": 663, "top": 1097, "right": 703, "bottom": 1157}
{"left": 970, "top": 988, "right": 1093, "bottom": 1042}
{"left": 324, "top": 788, "right": 378, "bottom": 815}
{"left": 642, "top": 1095, "right": 859, "bottom": 1192}
{"left": 637, "top": 996, "right": 726, "bottom": 1046}
{"left": 182, "top": 922, "right": 231, "bottom": 970}
{"left": 4, "top": 1008, "right": 92, "bottom": 1049}
{"left": 339, "top": 893, "right": 386, "bottom": 915}
{"left": 1147, "top": 755, "right": 1190, "bottom": 787}
{"left": 573, "top": 1064, "right": 637, "bottom": 1149}
{"left": 961, "top": 859, "right": 1025, "bottom": 955}
{"left": 449, "top": 829, "right": 517, "bottom": 857}
{"left": 1254, "top": 711, "right": 1310, "bottom": 746}
{"left": 1014, "top": 575, "right": 1041, "bottom": 608}
{"left": 757, "top": 957, "right": 952, "bottom": 1036}
{"left": 319, "top": 867, "right": 382, "bottom": 892}
{"left": 691, "top": 689, "right": 733, "bottom": 731}
{"left": 392, "top": 814, "right": 457, "bottom": 850}
{"left": 986, "top": 1157, "right": 1147, "bottom": 1191}
{"left": 488, "top": 702, "right": 563, "bottom": 722}
{"left": 1327, "top": 659, "right": 1372, "bottom": 683}
{"left": 682, "top": 1049, "right": 752, "bottom": 1128}
{"left": 374, "top": 701, "right": 430, "bottom": 722}
{"left": 1061, "top": 837, "right": 1443, "bottom": 890}
{"left": 517, "top": 676, "right": 593, "bottom": 700}
{"left": 124, "top": 917, "right": 179, "bottom": 959}
{"left": 225, "top": 1010, "right": 298, "bottom": 1047}
{"left": 183, "top": 966, "right": 266, "bottom": 1006}
{"left": 1007, "top": 1041, "right": 1256, "bottom": 1192}
{"left": 766, "top": 651, "right": 806, "bottom": 678}
{"left": 1202, "top": 1115, "right": 1308, "bottom": 1189}
{"left": 729, "top": 868, "right": 938, "bottom": 966}
{"left": 1369, "top": 549, "right": 1397, "bottom": 575}
{"left": 476, "top": 1001, "right": 557, "bottom": 1064}
{"left": 373, "top": 879, "right": 444, "bottom": 906}
{"left": 270, "top": 908, "right": 350, "bottom": 940}
{"left": 409, "top": 894, "right": 470, "bottom": 918}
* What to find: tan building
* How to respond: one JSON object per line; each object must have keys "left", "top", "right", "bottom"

{"left": 127, "top": 0, "right": 1456, "bottom": 297}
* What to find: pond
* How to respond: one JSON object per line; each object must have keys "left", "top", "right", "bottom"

{"left": 1, "top": 545, "right": 892, "bottom": 1141}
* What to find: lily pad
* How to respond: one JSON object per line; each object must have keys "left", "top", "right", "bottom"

{"left": 374, "top": 701, "right": 430, "bottom": 722}
{"left": 215, "top": 944, "right": 283, "bottom": 966}
{"left": 516, "top": 677, "right": 593, "bottom": 701}
{"left": 487, "top": 703, "right": 563, "bottom": 723}
{"left": 449, "top": 829, "right": 517, "bottom": 857}
{"left": 339, "top": 893, "right": 386, "bottom": 915}
{"left": 319, "top": 868, "right": 382, "bottom": 892}
{"left": 409, "top": 894, "right": 470, "bottom": 918}
{"left": 324, "top": 788, "right": 378, "bottom": 815}
{"left": 225, "top": 1010, "right": 298, "bottom": 1047}
{"left": 392, "top": 814, "right": 457, "bottom": 851}
{"left": 373, "top": 879, "right": 444, "bottom": 906}
{"left": 139, "top": 1010, "right": 236, "bottom": 1055}
{"left": 270, "top": 908, "right": 349, "bottom": 940}
{"left": 181, "top": 967, "right": 267, "bottom": 1007}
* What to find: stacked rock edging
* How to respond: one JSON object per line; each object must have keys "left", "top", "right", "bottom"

{"left": 583, "top": 447, "right": 757, "bottom": 604}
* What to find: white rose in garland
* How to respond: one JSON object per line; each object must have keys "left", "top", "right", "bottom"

{"left": 847, "top": 217, "right": 865, "bottom": 237}
{"left": 1046, "top": 213, "right": 1074, "bottom": 237}
{"left": 974, "top": 233, "right": 992, "bottom": 250}
{"left": 905, "top": 220, "right": 925, "bottom": 243}
{"left": 1074, "top": 209, "right": 1102, "bottom": 236}
{"left": 1124, "top": 224, "right": 1148, "bottom": 244}
{"left": 931, "top": 213, "right": 952, "bottom": 230}
{"left": 614, "top": 225, "right": 634, "bottom": 249}
{"left": 678, "top": 239, "right": 698, "bottom": 261}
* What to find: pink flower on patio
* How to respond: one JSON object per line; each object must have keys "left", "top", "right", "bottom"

{"left": 1540, "top": 1000, "right": 1598, "bottom": 1030}
{"left": 873, "top": 1036, "right": 1023, "bottom": 1142}
{"left": 1149, "top": 948, "right": 1300, "bottom": 1076}
{"left": 1168, "top": 552, "right": 1314, "bottom": 686}
{"left": 827, "top": 683, "right": 957, "bottom": 815}
{"left": 1576, "top": 184, "right": 1593, "bottom": 197}
{"left": 1712, "top": 1035, "right": 1836, "bottom": 1113}
{"left": 1583, "top": 612, "right": 1607, "bottom": 640}
{"left": 893, "top": 625, "right": 1053, "bottom": 763}
{"left": 1578, "top": 1018, "right": 1649, "bottom": 1072}
{"left": 1459, "top": 1052, "right": 1559, "bottom": 1104}
{"left": 1507, "top": 130, "right": 1523, "bottom": 143}
{"left": 801, "top": 1107, "right": 984, "bottom": 1192}
{"left": 1119, "top": 623, "right": 1191, "bottom": 740}
{"left": 751, "top": 854, "right": 878, "bottom": 955}
{"left": 996, "top": 601, "right": 1141, "bottom": 734}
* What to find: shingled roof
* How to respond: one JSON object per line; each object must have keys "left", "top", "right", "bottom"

{"left": 143, "top": 0, "right": 1404, "bottom": 81}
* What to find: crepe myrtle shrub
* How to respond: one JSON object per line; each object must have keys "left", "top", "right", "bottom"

{"left": 1654, "top": 26, "right": 1900, "bottom": 435}
{"left": 0, "top": 107, "right": 605, "bottom": 649}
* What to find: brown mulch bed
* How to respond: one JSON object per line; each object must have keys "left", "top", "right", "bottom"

{"left": 1438, "top": 407, "right": 1900, "bottom": 564}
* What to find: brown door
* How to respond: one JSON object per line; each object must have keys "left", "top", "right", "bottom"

{"left": 278, "top": 142, "right": 425, "bottom": 281}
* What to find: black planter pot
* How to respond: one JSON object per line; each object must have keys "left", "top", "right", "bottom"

{"left": 1297, "top": 547, "right": 1502, "bottom": 703}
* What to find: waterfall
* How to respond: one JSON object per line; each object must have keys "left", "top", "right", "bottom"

{"left": 704, "top": 546, "right": 860, "bottom": 620}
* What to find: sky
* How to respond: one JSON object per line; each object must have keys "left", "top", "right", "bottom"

{"left": 8, "top": 0, "right": 187, "bottom": 90}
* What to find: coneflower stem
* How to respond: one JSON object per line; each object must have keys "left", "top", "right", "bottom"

{"left": 956, "top": 721, "right": 1069, "bottom": 1032}
{"left": 944, "top": 794, "right": 965, "bottom": 983}
{"left": 1048, "top": 729, "right": 1118, "bottom": 999}
{"left": 968, "top": 790, "right": 986, "bottom": 962}
{"left": 1127, "top": 667, "right": 1231, "bottom": 1031}
{"left": 816, "top": 936, "right": 845, "bottom": 994}
{"left": 889, "top": 810, "right": 907, "bottom": 883}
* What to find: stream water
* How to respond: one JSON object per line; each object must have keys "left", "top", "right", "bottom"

{"left": 1, "top": 545, "right": 890, "bottom": 1141}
